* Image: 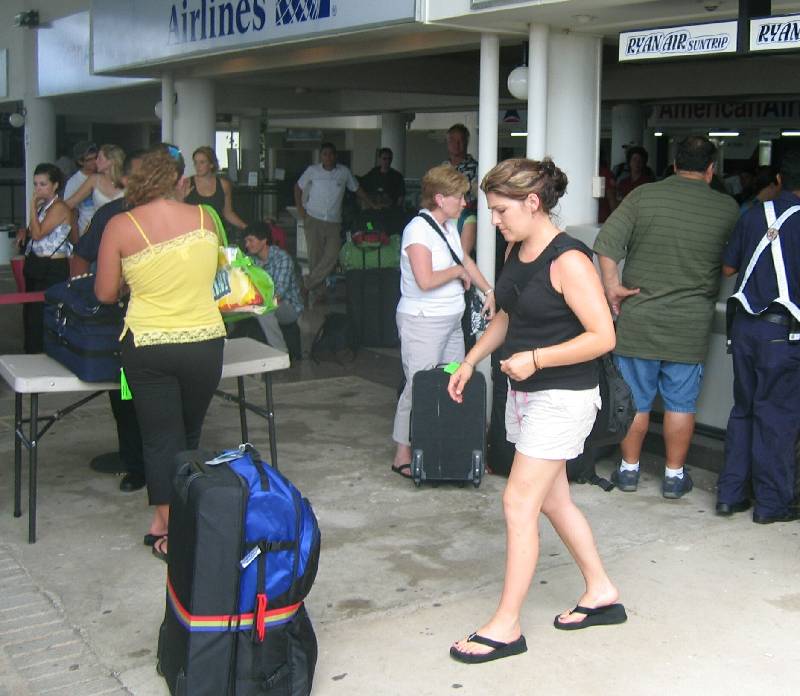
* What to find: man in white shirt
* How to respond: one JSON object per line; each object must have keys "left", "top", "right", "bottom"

{"left": 63, "top": 141, "right": 98, "bottom": 236}
{"left": 294, "top": 142, "right": 374, "bottom": 302}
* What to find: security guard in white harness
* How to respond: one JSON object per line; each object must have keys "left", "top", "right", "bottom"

{"left": 717, "top": 150, "right": 800, "bottom": 524}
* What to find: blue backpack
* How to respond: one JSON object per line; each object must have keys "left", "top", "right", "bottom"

{"left": 222, "top": 445, "right": 321, "bottom": 615}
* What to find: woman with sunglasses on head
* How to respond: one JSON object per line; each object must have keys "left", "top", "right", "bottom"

{"left": 390, "top": 164, "right": 495, "bottom": 478}
{"left": 447, "top": 158, "right": 624, "bottom": 664}
{"left": 95, "top": 144, "right": 226, "bottom": 562}
{"left": 17, "top": 163, "right": 76, "bottom": 353}
{"left": 65, "top": 144, "right": 126, "bottom": 234}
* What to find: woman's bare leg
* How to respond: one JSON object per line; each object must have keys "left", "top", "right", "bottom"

{"left": 541, "top": 468, "right": 619, "bottom": 623}
{"left": 453, "top": 452, "right": 563, "bottom": 656}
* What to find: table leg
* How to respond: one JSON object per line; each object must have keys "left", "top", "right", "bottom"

{"left": 28, "top": 393, "right": 38, "bottom": 544}
{"left": 13, "top": 392, "right": 22, "bottom": 517}
{"left": 264, "top": 374, "right": 278, "bottom": 471}
{"left": 237, "top": 376, "right": 249, "bottom": 444}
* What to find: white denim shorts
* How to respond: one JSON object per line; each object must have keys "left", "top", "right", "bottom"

{"left": 505, "top": 386, "right": 601, "bottom": 461}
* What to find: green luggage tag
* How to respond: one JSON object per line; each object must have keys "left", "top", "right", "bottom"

{"left": 120, "top": 368, "right": 132, "bottom": 401}
{"left": 443, "top": 362, "right": 460, "bottom": 375}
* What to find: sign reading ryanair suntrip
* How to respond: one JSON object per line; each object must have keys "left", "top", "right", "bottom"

{"left": 750, "top": 14, "right": 800, "bottom": 52}
{"left": 91, "top": 0, "right": 417, "bottom": 73}
{"left": 619, "top": 21, "right": 738, "bottom": 61}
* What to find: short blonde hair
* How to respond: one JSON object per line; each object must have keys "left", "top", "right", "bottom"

{"left": 420, "top": 164, "right": 469, "bottom": 210}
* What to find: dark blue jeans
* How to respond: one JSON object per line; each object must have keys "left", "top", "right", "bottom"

{"left": 719, "top": 313, "right": 800, "bottom": 516}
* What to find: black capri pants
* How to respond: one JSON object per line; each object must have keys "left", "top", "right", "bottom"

{"left": 121, "top": 333, "right": 224, "bottom": 505}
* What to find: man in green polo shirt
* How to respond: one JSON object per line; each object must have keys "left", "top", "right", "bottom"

{"left": 594, "top": 136, "right": 739, "bottom": 499}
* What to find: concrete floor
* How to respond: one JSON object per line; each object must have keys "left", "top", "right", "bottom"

{"left": 0, "top": 270, "right": 798, "bottom": 696}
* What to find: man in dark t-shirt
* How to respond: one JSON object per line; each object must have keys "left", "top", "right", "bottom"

{"left": 360, "top": 148, "right": 405, "bottom": 209}
{"left": 72, "top": 151, "right": 147, "bottom": 493}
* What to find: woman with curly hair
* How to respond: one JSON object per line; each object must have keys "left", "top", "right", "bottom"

{"left": 65, "top": 143, "right": 126, "bottom": 234}
{"left": 447, "top": 158, "right": 625, "bottom": 664}
{"left": 95, "top": 143, "right": 226, "bottom": 562}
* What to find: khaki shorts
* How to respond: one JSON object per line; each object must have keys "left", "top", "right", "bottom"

{"left": 505, "top": 386, "right": 601, "bottom": 461}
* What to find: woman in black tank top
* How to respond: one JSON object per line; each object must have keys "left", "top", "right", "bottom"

{"left": 447, "top": 159, "right": 626, "bottom": 664}
{"left": 184, "top": 146, "right": 248, "bottom": 234}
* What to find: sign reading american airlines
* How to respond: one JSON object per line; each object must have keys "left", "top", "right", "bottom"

{"left": 750, "top": 13, "right": 800, "bottom": 52}
{"left": 619, "top": 21, "right": 737, "bottom": 62}
{"left": 91, "top": 0, "right": 417, "bottom": 73}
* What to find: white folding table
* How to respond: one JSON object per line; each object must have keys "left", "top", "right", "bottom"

{"left": 0, "top": 338, "right": 290, "bottom": 542}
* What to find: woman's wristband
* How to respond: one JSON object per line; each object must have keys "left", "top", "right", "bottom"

{"left": 484, "top": 287, "right": 493, "bottom": 295}
{"left": 531, "top": 349, "right": 541, "bottom": 371}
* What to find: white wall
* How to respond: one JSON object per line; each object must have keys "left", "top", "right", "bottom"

{"left": 0, "top": 0, "right": 91, "bottom": 104}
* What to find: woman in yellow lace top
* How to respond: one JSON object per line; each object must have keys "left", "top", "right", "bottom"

{"left": 96, "top": 144, "right": 225, "bottom": 562}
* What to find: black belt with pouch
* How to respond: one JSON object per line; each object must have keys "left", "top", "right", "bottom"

{"left": 727, "top": 299, "right": 800, "bottom": 351}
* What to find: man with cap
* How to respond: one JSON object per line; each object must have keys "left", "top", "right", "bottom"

{"left": 717, "top": 149, "right": 800, "bottom": 524}
{"left": 63, "top": 141, "right": 98, "bottom": 236}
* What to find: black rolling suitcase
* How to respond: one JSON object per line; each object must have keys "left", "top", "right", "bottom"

{"left": 345, "top": 266, "right": 401, "bottom": 348}
{"left": 410, "top": 366, "right": 486, "bottom": 487}
{"left": 157, "top": 445, "right": 320, "bottom": 696}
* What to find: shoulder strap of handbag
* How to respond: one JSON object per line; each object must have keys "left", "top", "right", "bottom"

{"left": 418, "top": 212, "right": 463, "bottom": 267}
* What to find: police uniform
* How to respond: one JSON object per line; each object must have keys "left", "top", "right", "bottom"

{"left": 718, "top": 190, "right": 800, "bottom": 521}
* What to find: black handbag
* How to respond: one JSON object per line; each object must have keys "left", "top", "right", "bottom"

{"left": 418, "top": 212, "right": 487, "bottom": 335}
{"left": 587, "top": 354, "right": 635, "bottom": 446}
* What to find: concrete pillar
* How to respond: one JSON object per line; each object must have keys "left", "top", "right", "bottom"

{"left": 239, "top": 116, "right": 261, "bottom": 183}
{"left": 23, "top": 97, "right": 56, "bottom": 222}
{"left": 527, "top": 23, "right": 549, "bottom": 160}
{"left": 476, "top": 33, "right": 500, "bottom": 395}
{"left": 161, "top": 72, "right": 175, "bottom": 144}
{"left": 174, "top": 78, "right": 215, "bottom": 175}
{"left": 611, "top": 103, "right": 644, "bottom": 172}
{"left": 545, "top": 32, "right": 602, "bottom": 227}
{"left": 380, "top": 112, "right": 407, "bottom": 174}
{"left": 21, "top": 23, "right": 56, "bottom": 222}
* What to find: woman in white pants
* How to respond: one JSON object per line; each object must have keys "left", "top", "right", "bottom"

{"left": 391, "top": 164, "right": 495, "bottom": 477}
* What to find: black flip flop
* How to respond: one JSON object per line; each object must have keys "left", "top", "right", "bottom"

{"left": 143, "top": 533, "right": 161, "bottom": 547}
{"left": 151, "top": 535, "right": 168, "bottom": 564}
{"left": 391, "top": 463, "right": 412, "bottom": 479}
{"left": 449, "top": 633, "right": 527, "bottom": 664}
{"left": 553, "top": 603, "right": 627, "bottom": 630}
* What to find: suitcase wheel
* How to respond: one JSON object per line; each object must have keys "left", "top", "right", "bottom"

{"left": 472, "top": 450, "right": 483, "bottom": 488}
{"left": 412, "top": 449, "right": 423, "bottom": 487}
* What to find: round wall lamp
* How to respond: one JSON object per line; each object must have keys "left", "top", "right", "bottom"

{"left": 507, "top": 66, "right": 529, "bottom": 100}
{"left": 8, "top": 110, "right": 26, "bottom": 128}
{"left": 154, "top": 101, "right": 163, "bottom": 119}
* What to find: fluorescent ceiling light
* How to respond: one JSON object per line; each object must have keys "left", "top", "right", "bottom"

{"left": 782, "top": 130, "right": 800, "bottom": 137}
{"left": 654, "top": 132, "right": 663, "bottom": 137}
{"left": 708, "top": 131, "right": 739, "bottom": 137}
{"left": 510, "top": 132, "right": 528, "bottom": 137}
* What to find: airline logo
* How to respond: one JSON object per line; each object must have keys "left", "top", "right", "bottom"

{"left": 750, "top": 14, "right": 800, "bottom": 51}
{"left": 619, "top": 21, "right": 737, "bottom": 61}
{"left": 276, "top": 0, "right": 332, "bottom": 25}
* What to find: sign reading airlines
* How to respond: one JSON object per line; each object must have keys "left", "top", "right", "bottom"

{"left": 750, "top": 13, "right": 800, "bottom": 52}
{"left": 619, "top": 21, "right": 738, "bottom": 61}
{"left": 91, "top": 0, "right": 417, "bottom": 73}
